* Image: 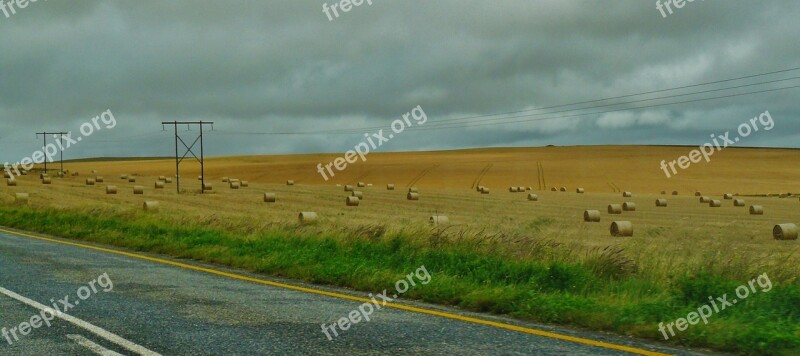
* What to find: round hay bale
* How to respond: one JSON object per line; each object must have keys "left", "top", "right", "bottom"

{"left": 622, "top": 192, "right": 632, "bottom": 198}
{"left": 133, "top": 185, "right": 144, "bottom": 195}
{"left": 608, "top": 204, "right": 623, "bottom": 214}
{"left": 430, "top": 215, "right": 449, "bottom": 225}
{"left": 526, "top": 187, "right": 532, "bottom": 191}
{"left": 387, "top": 184, "right": 395, "bottom": 190}
{"left": 158, "top": 176, "right": 166, "bottom": 181}
{"left": 91, "top": 170, "right": 97, "bottom": 174}
{"left": 154, "top": 181, "right": 165, "bottom": 189}
{"left": 357, "top": 182, "right": 366, "bottom": 188}
{"left": 6, "top": 178, "right": 17, "bottom": 187}
{"left": 351, "top": 191, "right": 364, "bottom": 199}
{"left": 41, "top": 177, "right": 52, "bottom": 185}
{"left": 527, "top": 194, "right": 538, "bottom": 201}
{"left": 95, "top": 176, "right": 104, "bottom": 183}
{"left": 723, "top": 193, "right": 733, "bottom": 200}
{"left": 203, "top": 183, "right": 213, "bottom": 191}
{"left": 623, "top": 202, "right": 636, "bottom": 211}
{"left": 143, "top": 201, "right": 160, "bottom": 211}
{"left": 128, "top": 177, "right": 136, "bottom": 183}
{"left": 106, "top": 185, "right": 118, "bottom": 194}
{"left": 559, "top": 187, "right": 567, "bottom": 192}
{"left": 773, "top": 224, "right": 798, "bottom": 240}
{"left": 299, "top": 212, "right": 318, "bottom": 224}
{"left": 733, "top": 199, "right": 746, "bottom": 207}
{"left": 197, "top": 176, "right": 203, "bottom": 181}
{"left": 120, "top": 174, "right": 128, "bottom": 180}
{"left": 583, "top": 210, "right": 601, "bottom": 222}
{"left": 709, "top": 200, "right": 722, "bottom": 207}
{"left": 481, "top": 187, "right": 490, "bottom": 194}
{"left": 230, "top": 179, "right": 240, "bottom": 184}
{"left": 672, "top": 191, "right": 678, "bottom": 195}
{"left": 14, "top": 193, "right": 29, "bottom": 204}
{"left": 344, "top": 185, "right": 354, "bottom": 192}
{"left": 699, "top": 196, "right": 711, "bottom": 203}
{"left": 655, "top": 198, "right": 668, "bottom": 207}
{"left": 85, "top": 178, "right": 96, "bottom": 186}
{"left": 264, "top": 193, "right": 277, "bottom": 203}
{"left": 39, "top": 173, "right": 48, "bottom": 179}
{"left": 409, "top": 187, "right": 419, "bottom": 193}
{"left": 576, "top": 188, "right": 585, "bottom": 194}
{"left": 165, "top": 178, "right": 173, "bottom": 183}
{"left": 229, "top": 181, "right": 240, "bottom": 189}
{"left": 695, "top": 192, "right": 702, "bottom": 196}
{"left": 346, "top": 196, "right": 360, "bottom": 206}
{"left": 518, "top": 186, "right": 526, "bottom": 192}
{"left": 241, "top": 181, "right": 249, "bottom": 187}
{"left": 551, "top": 187, "right": 557, "bottom": 192}
{"left": 509, "top": 187, "right": 518, "bottom": 193}
{"left": 222, "top": 177, "right": 229, "bottom": 183}
{"left": 286, "top": 180, "right": 295, "bottom": 186}
{"left": 750, "top": 205, "right": 764, "bottom": 215}
{"left": 367, "top": 183, "right": 373, "bottom": 187}
{"left": 407, "top": 192, "right": 420, "bottom": 201}
{"left": 610, "top": 221, "right": 633, "bottom": 237}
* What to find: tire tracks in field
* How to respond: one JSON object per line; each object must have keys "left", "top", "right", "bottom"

{"left": 537, "top": 161, "right": 546, "bottom": 191}
{"left": 407, "top": 164, "right": 440, "bottom": 188}
{"left": 471, "top": 163, "right": 493, "bottom": 189}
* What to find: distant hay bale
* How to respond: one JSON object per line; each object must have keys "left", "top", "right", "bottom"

{"left": 518, "top": 186, "right": 526, "bottom": 192}
{"left": 70, "top": 172, "right": 79, "bottom": 177}
{"left": 106, "top": 185, "right": 117, "bottom": 194}
{"left": 699, "top": 196, "right": 711, "bottom": 203}
{"left": 40, "top": 173, "right": 48, "bottom": 179}
{"left": 14, "top": 193, "right": 29, "bottom": 204}
{"left": 622, "top": 192, "right": 632, "bottom": 197}
{"left": 733, "top": 199, "right": 746, "bottom": 207}
{"left": 608, "top": 204, "right": 622, "bottom": 214}
{"left": 481, "top": 187, "right": 490, "bottom": 194}
{"left": 407, "top": 192, "right": 420, "bottom": 200}
{"left": 164, "top": 177, "right": 173, "bottom": 183}
{"left": 509, "top": 187, "right": 518, "bottom": 193}
{"left": 230, "top": 179, "right": 240, "bottom": 184}
{"left": 133, "top": 185, "right": 144, "bottom": 195}
{"left": 660, "top": 191, "right": 666, "bottom": 195}
{"left": 622, "top": 202, "right": 636, "bottom": 211}
{"left": 241, "top": 181, "right": 249, "bottom": 187}
{"left": 672, "top": 191, "right": 678, "bottom": 195}
{"left": 655, "top": 198, "right": 668, "bottom": 207}
{"left": 158, "top": 176, "right": 166, "bottom": 181}
{"left": 430, "top": 215, "right": 449, "bottom": 225}
{"left": 610, "top": 221, "right": 633, "bottom": 237}
{"left": 6, "top": 178, "right": 16, "bottom": 186}
{"left": 583, "top": 210, "right": 601, "bottom": 222}
{"left": 749, "top": 205, "right": 764, "bottom": 215}
{"left": 120, "top": 174, "right": 128, "bottom": 180}
{"left": 773, "top": 224, "right": 798, "bottom": 240}
{"left": 56, "top": 172, "right": 64, "bottom": 178}
{"left": 143, "top": 201, "right": 160, "bottom": 211}
{"left": 263, "top": 193, "right": 277, "bottom": 203}
{"left": 527, "top": 194, "right": 538, "bottom": 201}
{"left": 357, "top": 182, "right": 366, "bottom": 187}
{"left": 91, "top": 170, "right": 97, "bottom": 174}
{"left": 351, "top": 191, "right": 364, "bottom": 199}
{"left": 409, "top": 187, "right": 419, "bottom": 193}
{"left": 344, "top": 185, "right": 354, "bottom": 192}
{"left": 551, "top": 187, "right": 557, "bottom": 191}
{"left": 780, "top": 194, "right": 787, "bottom": 198}
{"left": 476, "top": 186, "right": 483, "bottom": 192}
{"left": 203, "top": 183, "right": 213, "bottom": 191}
{"left": 41, "top": 177, "right": 51, "bottom": 185}
{"left": 222, "top": 177, "right": 229, "bottom": 182}
{"left": 559, "top": 187, "right": 567, "bottom": 192}
{"left": 576, "top": 188, "right": 585, "bottom": 194}
{"left": 367, "top": 183, "right": 373, "bottom": 187}
{"left": 526, "top": 187, "right": 532, "bottom": 191}
{"left": 95, "top": 176, "right": 104, "bottom": 183}
{"left": 85, "top": 178, "right": 96, "bottom": 186}
{"left": 128, "top": 177, "right": 136, "bottom": 183}
{"left": 299, "top": 212, "right": 318, "bottom": 224}
{"left": 709, "top": 200, "right": 722, "bottom": 207}
{"left": 723, "top": 194, "right": 733, "bottom": 200}
{"left": 695, "top": 192, "right": 702, "bottom": 196}
{"left": 229, "top": 181, "right": 241, "bottom": 189}
{"left": 387, "top": 184, "right": 395, "bottom": 190}
{"left": 346, "top": 196, "right": 360, "bottom": 206}
{"left": 154, "top": 181, "right": 165, "bottom": 189}
{"left": 286, "top": 180, "right": 295, "bottom": 186}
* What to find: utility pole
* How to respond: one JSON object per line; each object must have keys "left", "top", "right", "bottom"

{"left": 161, "top": 121, "right": 214, "bottom": 194}
{"left": 35, "top": 132, "right": 67, "bottom": 175}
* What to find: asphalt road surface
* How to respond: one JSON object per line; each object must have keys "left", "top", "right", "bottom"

{"left": 0, "top": 227, "right": 702, "bottom": 355}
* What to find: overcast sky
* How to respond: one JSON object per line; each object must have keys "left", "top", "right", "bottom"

{"left": 0, "top": 0, "right": 798, "bottom": 162}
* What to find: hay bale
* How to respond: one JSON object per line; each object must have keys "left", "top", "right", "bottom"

{"left": 672, "top": 191, "right": 678, "bottom": 195}
{"left": 610, "top": 221, "right": 633, "bottom": 237}
{"left": 121, "top": 174, "right": 128, "bottom": 180}
{"left": 750, "top": 205, "right": 764, "bottom": 215}
{"left": 527, "top": 193, "right": 538, "bottom": 201}
{"left": 6, "top": 178, "right": 16, "bottom": 187}
{"left": 367, "top": 183, "right": 373, "bottom": 187}
{"left": 264, "top": 193, "right": 277, "bottom": 203}
{"left": 407, "top": 192, "right": 420, "bottom": 201}
{"left": 222, "top": 177, "right": 229, "bottom": 182}
{"left": 39, "top": 173, "right": 48, "bottom": 179}
{"left": 695, "top": 192, "right": 702, "bottom": 196}
{"left": 154, "top": 181, "right": 165, "bottom": 189}
{"left": 85, "top": 178, "right": 96, "bottom": 186}
{"left": 773, "top": 224, "right": 798, "bottom": 240}
{"left": 70, "top": 172, "right": 78, "bottom": 177}
{"left": 655, "top": 198, "right": 668, "bottom": 207}
{"left": 518, "top": 186, "right": 525, "bottom": 192}
{"left": 95, "top": 176, "right": 104, "bottom": 183}
{"left": 430, "top": 215, "right": 449, "bottom": 225}
{"left": 299, "top": 212, "right": 318, "bottom": 224}
{"left": 509, "top": 187, "right": 518, "bottom": 193}
{"left": 551, "top": 187, "right": 557, "bottom": 191}
{"left": 622, "top": 192, "right": 632, "bottom": 197}
{"left": 576, "top": 188, "right": 585, "bottom": 194}
{"left": 344, "top": 185, "right": 354, "bottom": 192}
{"left": 733, "top": 199, "right": 746, "bottom": 207}
{"left": 229, "top": 181, "right": 240, "bottom": 189}
{"left": 357, "top": 182, "right": 366, "bottom": 188}
{"left": 158, "top": 176, "right": 166, "bottom": 181}
{"left": 241, "top": 181, "right": 249, "bottom": 187}
{"left": 660, "top": 191, "right": 666, "bottom": 195}
{"left": 41, "top": 177, "right": 51, "bottom": 185}
{"left": 230, "top": 179, "right": 240, "bottom": 184}
{"left": 197, "top": 176, "right": 203, "bottom": 181}
{"left": 409, "top": 187, "right": 419, "bottom": 193}
{"left": 608, "top": 204, "right": 622, "bottom": 214}
{"left": 165, "top": 178, "right": 173, "bottom": 183}
{"left": 91, "top": 170, "right": 97, "bottom": 174}
{"left": 106, "top": 185, "right": 118, "bottom": 194}
{"left": 481, "top": 187, "right": 490, "bottom": 194}
{"left": 723, "top": 194, "right": 733, "bottom": 200}
{"left": 286, "top": 180, "right": 295, "bottom": 186}
{"left": 709, "top": 200, "right": 722, "bottom": 207}
{"left": 346, "top": 196, "right": 360, "bottom": 206}
{"left": 387, "top": 184, "right": 395, "bottom": 190}
{"left": 14, "top": 193, "right": 29, "bottom": 204}
{"left": 128, "top": 177, "right": 136, "bottom": 183}
{"left": 202, "top": 183, "right": 213, "bottom": 191}
{"left": 351, "top": 191, "right": 364, "bottom": 199}
{"left": 143, "top": 201, "right": 160, "bottom": 211}
{"left": 583, "top": 210, "right": 601, "bottom": 222}
{"left": 559, "top": 187, "right": 567, "bottom": 192}
{"left": 623, "top": 202, "right": 636, "bottom": 211}
{"left": 133, "top": 185, "right": 144, "bottom": 195}
{"left": 526, "top": 187, "right": 532, "bottom": 191}
{"left": 699, "top": 196, "right": 711, "bottom": 203}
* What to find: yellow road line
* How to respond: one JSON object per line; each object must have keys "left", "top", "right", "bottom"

{"left": 0, "top": 227, "right": 670, "bottom": 356}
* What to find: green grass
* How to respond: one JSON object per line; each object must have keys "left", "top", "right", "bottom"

{"left": 0, "top": 205, "right": 797, "bottom": 354}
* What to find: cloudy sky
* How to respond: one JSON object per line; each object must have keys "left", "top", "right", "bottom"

{"left": 0, "top": 0, "right": 798, "bottom": 162}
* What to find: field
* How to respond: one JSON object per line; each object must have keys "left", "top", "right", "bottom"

{"left": 2, "top": 145, "right": 800, "bottom": 354}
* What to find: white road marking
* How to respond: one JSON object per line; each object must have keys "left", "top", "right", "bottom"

{"left": 67, "top": 334, "right": 124, "bottom": 356}
{"left": 0, "top": 286, "right": 161, "bottom": 356}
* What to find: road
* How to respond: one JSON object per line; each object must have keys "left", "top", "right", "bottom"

{"left": 0, "top": 227, "right": 699, "bottom": 355}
